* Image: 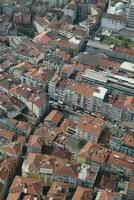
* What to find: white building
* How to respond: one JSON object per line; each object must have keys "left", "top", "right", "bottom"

{"left": 127, "top": 0, "right": 134, "bottom": 30}
{"left": 120, "top": 61, "right": 134, "bottom": 73}
{"left": 64, "top": 2, "right": 77, "bottom": 24}
{"left": 101, "top": 13, "right": 126, "bottom": 32}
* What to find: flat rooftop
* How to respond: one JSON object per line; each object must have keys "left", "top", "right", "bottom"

{"left": 82, "top": 69, "right": 108, "bottom": 83}
{"left": 120, "top": 61, "right": 134, "bottom": 73}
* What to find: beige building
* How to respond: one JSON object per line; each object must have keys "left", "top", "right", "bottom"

{"left": 22, "top": 153, "right": 67, "bottom": 187}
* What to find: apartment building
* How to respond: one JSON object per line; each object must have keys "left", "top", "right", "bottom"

{"left": 91, "top": 145, "right": 134, "bottom": 178}
{"left": 46, "top": 181, "right": 69, "bottom": 200}
{"left": 127, "top": 176, "right": 134, "bottom": 200}
{"left": 76, "top": 114, "right": 105, "bottom": 143}
{"left": 22, "top": 153, "right": 67, "bottom": 187}
{"left": 86, "top": 40, "right": 134, "bottom": 62}
{"left": 23, "top": 67, "right": 54, "bottom": 90}
{"left": 9, "top": 84, "right": 49, "bottom": 118}
{"left": 8, "top": 175, "right": 43, "bottom": 200}
{"left": 64, "top": 1, "right": 78, "bottom": 24}
{"left": 0, "top": 93, "right": 25, "bottom": 119}
{"left": 72, "top": 186, "right": 93, "bottom": 200}
{"left": 10, "top": 63, "right": 54, "bottom": 90}
{"left": 109, "top": 125, "right": 134, "bottom": 157}
{"left": 0, "top": 158, "right": 17, "bottom": 200}
{"left": 77, "top": 163, "right": 99, "bottom": 188}
{"left": 48, "top": 76, "right": 107, "bottom": 112}
{"left": 95, "top": 190, "right": 123, "bottom": 200}
{"left": 81, "top": 68, "right": 134, "bottom": 96}
{"left": 0, "top": 128, "right": 14, "bottom": 144}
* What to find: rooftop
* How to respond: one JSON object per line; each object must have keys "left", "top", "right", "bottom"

{"left": 25, "top": 67, "right": 53, "bottom": 82}
{"left": 77, "top": 114, "right": 105, "bottom": 138}
{"left": 120, "top": 61, "right": 134, "bottom": 73}
{"left": 47, "top": 181, "right": 69, "bottom": 200}
{"left": 44, "top": 110, "right": 64, "bottom": 126}
{"left": 23, "top": 153, "right": 67, "bottom": 172}
{"left": 9, "top": 175, "right": 43, "bottom": 197}
{"left": 128, "top": 176, "right": 134, "bottom": 191}
{"left": 95, "top": 190, "right": 122, "bottom": 200}
{"left": 72, "top": 186, "right": 93, "bottom": 200}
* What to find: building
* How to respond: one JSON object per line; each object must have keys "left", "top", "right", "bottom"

{"left": 95, "top": 189, "right": 123, "bottom": 200}
{"left": 64, "top": 1, "right": 77, "bottom": 24}
{"left": 0, "top": 117, "right": 32, "bottom": 137}
{"left": 0, "top": 15, "right": 17, "bottom": 35}
{"left": 72, "top": 141, "right": 97, "bottom": 164}
{"left": 91, "top": 145, "right": 134, "bottom": 177}
{"left": 0, "top": 127, "right": 14, "bottom": 144}
{"left": 34, "top": 32, "right": 51, "bottom": 45}
{"left": 0, "top": 141, "right": 23, "bottom": 164}
{"left": 65, "top": 135, "right": 86, "bottom": 154}
{"left": 99, "top": 174, "right": 118, "bottom": 192}
{"left": 109, "top": 124, "right": 134, "bottom": 157}
{"left": 60, "top": 64, "right": 76, "bottom": 79}
{"left": 48, "top": 76, "right": 107, "bottom": 113}
{"left": 46, "top": 181, "right": 69, "bottom": 200}
{"left": 77, "top": 163, "right": 99, "bottom": 188}
{"left": 53, "top": 162, "right": 78, "bottom": 188}
{"left": 44, "top": 110, "right": 64, "bottom": 127}
{"left": 0, "top": 158, "right": 16, "bottom": 200}
{"left": 34, "top": 124, "right": 59, "bottom": 145}
{"left": 127, "top": 176, "right": 134, "bottom": 200}
{"left": 27, "top": 135, "right": 42, "bottom": 153}
{"left": 13, "top": 38, "right": 45, "bottom": 65}
{"left": 43, "top": 51, "right": 66, "bottom": 70}
{"left": 82, "top": 68, "right": 134, "bottom": 96}
{"left": 101, "top": 13, "right": 126, "bottom": 32}
{"left": 33, "top": 16, "right": 49, "bottom": 33}
{"left": 119, "top": 28, "right": 134, "bottom": 41}
{"left": 15, "top": 121, "right": 32, "bottom": 137}
{"left": 76, "top": 114, "right": 105, "bottom": 142}
{"left": 31, "top": 0, "right": 68, "bottom": 15}
{"left": 86, "top": 40, "right": 134, "bottom": 62}
{"left": 127, "top": 0, "right": 134, "bottom": 30}
{"left": 9, "top": 62, "right": 33, "bottom": 81}
{"left": 13, "top": 11, "right": 31, "bottom": 25}
{"left": 22, "top": 153, "right": 67, "bottom": 187}
{"left": 77, "top": 0, "right": 91, "bottom": 21}
{"left": 8, "top": 175, "right": 43, "bottom": 199}
{"left": 0, "top": 93, "right": 25, "bottom": 119}
{"left": 9, "top": 84, "right": 49, "bottom": 118}
{"left": 23, "top": 67, "right": 54, "bottom": 90}
{"left": 102, "top": 95, "right": 134, "bottom": 122}
{"left": 46, "top": 21, "right": 88, "bottom": 57}
{"left": 72, "top": 186, "right": 93, "bottom": 200}
{"left": 1, "top": 2, "right": 16, "bottom": 19}
{"left": 120, "top": 61, "right": 134, "bottom": 73}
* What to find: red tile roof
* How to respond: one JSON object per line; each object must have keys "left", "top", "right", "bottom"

{"left": 34, "top": 33, "right": 51, "bottom": 45}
